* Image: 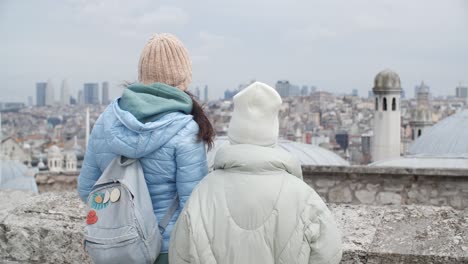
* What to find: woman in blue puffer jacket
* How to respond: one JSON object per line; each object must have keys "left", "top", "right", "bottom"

{"left": 77, "top": 33, "right": 214, "bottom": 264}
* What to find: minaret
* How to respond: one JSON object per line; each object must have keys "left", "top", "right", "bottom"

{"left": 372, "top": 69, "right": 402, "bottom": 162}
{"left": 410, "top": 81, "right": 433, "bottom": 139}
{"left": 85, "top": 107, "right": 90, "bottom": 148}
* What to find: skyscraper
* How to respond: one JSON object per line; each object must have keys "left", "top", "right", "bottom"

{"left": 289, "top": 85, "right": 300, "bottom": 97}
{"left": 46, "top": 79, "right": 55, "bottom": 106}
{"left": 195, "top": 87, "right": 200, "bottom": 99}
{"left": 455, "top": 84, "right": 468, "bottom": 98}
{"left": 301, "top": 85, "right": 309, "bottom": 96}
{"left": 60, "top": 79, "right": 70, "bottom": 105}
{"left": 224, "top": 89, "right": 238, "bottom": 100}
{"left": 204, "top": 85, "right": 208, "bottom": 102}
{"left": 83, "top": 83, "right": 99, "bottom": 104}
{"left": 275, "top": 80, "right": 290, "bottom": 97}
{"left": 309, "top": 86, "right": 317, "bottom": 94}
{"left": 36, "top": 82, "right": 47, "bottom": 106}
{"left": 102, "top": 81, "right": 109, "bottom": 105}
{"left": 77, "top": 90, "right": 84, "bottom": 105}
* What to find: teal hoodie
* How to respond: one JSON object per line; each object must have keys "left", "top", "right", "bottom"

{"left": 119, "top": 82, "right": 193, "bottom": 123}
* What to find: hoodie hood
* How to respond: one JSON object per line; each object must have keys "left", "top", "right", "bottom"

{"left": 98, "top": 99, "right": 194, "bottom": 159}
{"left": 119, "top": 82, "right": 192, "bottom": 123}
{"left": 214, "top": 144, "right": 303, "bottom": 179}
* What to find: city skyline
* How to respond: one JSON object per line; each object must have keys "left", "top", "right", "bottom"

{"left": 1, "top": 0, "right": 467, "bottom": 102}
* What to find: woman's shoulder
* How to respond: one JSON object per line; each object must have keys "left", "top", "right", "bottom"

{"left": 91, "top": 105, "right": 117, "bottom": 133}
{"left": 174, "top": 115, "right": 199, "bottom": 137}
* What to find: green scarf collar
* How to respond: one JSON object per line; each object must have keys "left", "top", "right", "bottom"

{"left": 119, "top": 82, "right": 193, "bottom": 123}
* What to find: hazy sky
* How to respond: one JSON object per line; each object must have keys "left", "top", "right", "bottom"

{"left": 1, "top": 0, "right": 467, "bottom": 102}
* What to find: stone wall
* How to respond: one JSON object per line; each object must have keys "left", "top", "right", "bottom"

{"left": 303, "top": 166, "right": 468, "bottom": 209}
{"left": 35, "top": 174, "right": 78, "bottom": 193}
{"left": 0, "top": 191, "right": 467, "bottom": 263}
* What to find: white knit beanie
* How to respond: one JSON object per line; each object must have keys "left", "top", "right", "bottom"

{"left": 138, "top": 33, "right": 192, "bottom": 90}
{"left": 228, "top": 82, "right": 282, "bottom": 147}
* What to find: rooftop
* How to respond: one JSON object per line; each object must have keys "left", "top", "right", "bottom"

{"left": 409, "top": 109, "right": 468, "bottom": 158}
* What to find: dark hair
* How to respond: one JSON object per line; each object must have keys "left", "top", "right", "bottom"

{"left": 185, "top": 91, "right": 215, "bottom": 150}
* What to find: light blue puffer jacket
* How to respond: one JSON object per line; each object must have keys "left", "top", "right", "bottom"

{"left": 78, "top": 98, "right": 208, "bottom": 253}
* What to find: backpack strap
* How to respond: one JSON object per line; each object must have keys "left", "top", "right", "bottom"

{"left": 158, "top": 194, "right": 179, "bottom": 233}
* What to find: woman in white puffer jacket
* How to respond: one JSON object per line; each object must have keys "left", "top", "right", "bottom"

{"left": 169, "top": 82, "right": 342, "bottom": 264}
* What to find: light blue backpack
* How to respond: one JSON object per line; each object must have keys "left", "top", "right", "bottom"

{"left": 83, "top": 156, "right": 178, "bottom": 264}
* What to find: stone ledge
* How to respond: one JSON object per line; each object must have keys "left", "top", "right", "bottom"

{"left": 0, "top": 191, "right": 467, "bottom": 264}
{"left": 302, "top": 165, "right": 468, "bottom": 178}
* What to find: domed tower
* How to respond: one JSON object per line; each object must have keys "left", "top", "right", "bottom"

{"left": 47, "top": 145, "right": 63, "bottom": 173}
{"left": 372, "top": 69, "right": 402, "bottom": 162}
{"left": 410, "top": 81, "right": 433, "bottom": 139}
{"left": 410, "top": 107, "right": 433, "bottom": 139}
{"left": 64, "top": 151, "right": 77, "bottom": 172}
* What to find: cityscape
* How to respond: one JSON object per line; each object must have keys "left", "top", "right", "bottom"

{"left": 1, "top": 75, "right": 467, "bottom": 172}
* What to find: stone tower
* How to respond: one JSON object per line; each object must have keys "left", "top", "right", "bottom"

{"left": 372, "top": 69, "right": 402, "bottom": 162}
{"left": 410, "top": 108, "right": 432, "bottom": 139}
{"left": 410, "top": 81, "right": 433, "bottom": 139}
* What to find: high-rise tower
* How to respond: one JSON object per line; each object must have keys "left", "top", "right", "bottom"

{"left": 83, "top": 83, "right": 99, "bottom": 104}
{"left": 36, "top": 82, "right": 47, "bottom": 106}
{"left": 102, "top": 81, "right": 109, "bottom": 105}
{"left": 60, "top": 79, "right": 70, "bottom": 105}
{"left": 46, "top": 79, "right": 55, "bottom": 106}
{"left": 372, "top": 69, "right": 402, "bottom": 162}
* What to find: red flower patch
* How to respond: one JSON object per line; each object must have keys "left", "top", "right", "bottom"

{"left": 86, "top": 210, "right": 98, "bottom": 225}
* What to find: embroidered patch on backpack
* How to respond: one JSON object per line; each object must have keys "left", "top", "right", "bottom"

{"left": 86, "top": 210, "right": 98, "bottom": 225}
{"left": 91, "top": 193, "right": 109, "bottom": 210}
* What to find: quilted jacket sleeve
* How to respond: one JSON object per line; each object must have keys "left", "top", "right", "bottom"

{"left": 303, "top": 192, "right": 343, "bottom": 264}
{"left": 169, "top": 205, "right": 192, "bottom": 264}
{"left": 174, "top": 124, "right": 209, "bottom": 209}
{"left": 77, "top": 132, "right": 102, "bottom": 202}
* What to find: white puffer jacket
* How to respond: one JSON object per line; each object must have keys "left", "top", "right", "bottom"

{"left": 169, "top": 144, "right": 342, "bottom": 264}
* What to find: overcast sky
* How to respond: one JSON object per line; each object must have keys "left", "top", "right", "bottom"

{"left": 1, "top": 0, "right": 467, "bottom": 102}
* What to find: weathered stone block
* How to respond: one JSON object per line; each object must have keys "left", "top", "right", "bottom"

{"left": 355, "top": 190, "right": 376, "bottom": 204}
{"left": 315, "top": 179, "right": 336, "bottom": 188}
{"left": 430, "top": 198, "right": 448, "bottom": 206}
{"left": 441, "top": 189, "right": 459, "bottom": 196}
{"left": 348, "top": 183, "right": 362, "bottom": 190}
{"left": 376, "top": 192, "right": 401, "bottom": 205}
{"left": 408, "top": 188, "right": 430, "bottom": 203}
{"left": 449, "top": 196, "right": 463, "bottom": 209}
{"left": 329, "top": 186, "right": 353, "bottom": 203}
{"left": 0, "top": 192, "right": 89, "bottom": 264}
{"left": 383, "top": 183, "right": 404, "bottom": 192}
{"left": 369, "top": 205, "right": 468, "bottom": 264}
{"left": 366, "top": 183, "right": 380, "bottom": 192}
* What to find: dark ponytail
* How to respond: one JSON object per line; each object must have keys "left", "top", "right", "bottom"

{"left": 185, "top": 91, "right": 215, "bottom": 150}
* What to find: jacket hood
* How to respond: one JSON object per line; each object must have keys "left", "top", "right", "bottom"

{"left": 214, "top": 144, "right": 303, "bottom": 178}
{"left": 99, "top": 99, "right": 193, "bottom": 158}
{"left": 119, "top": 82, "right": 192, "bottom": 123}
